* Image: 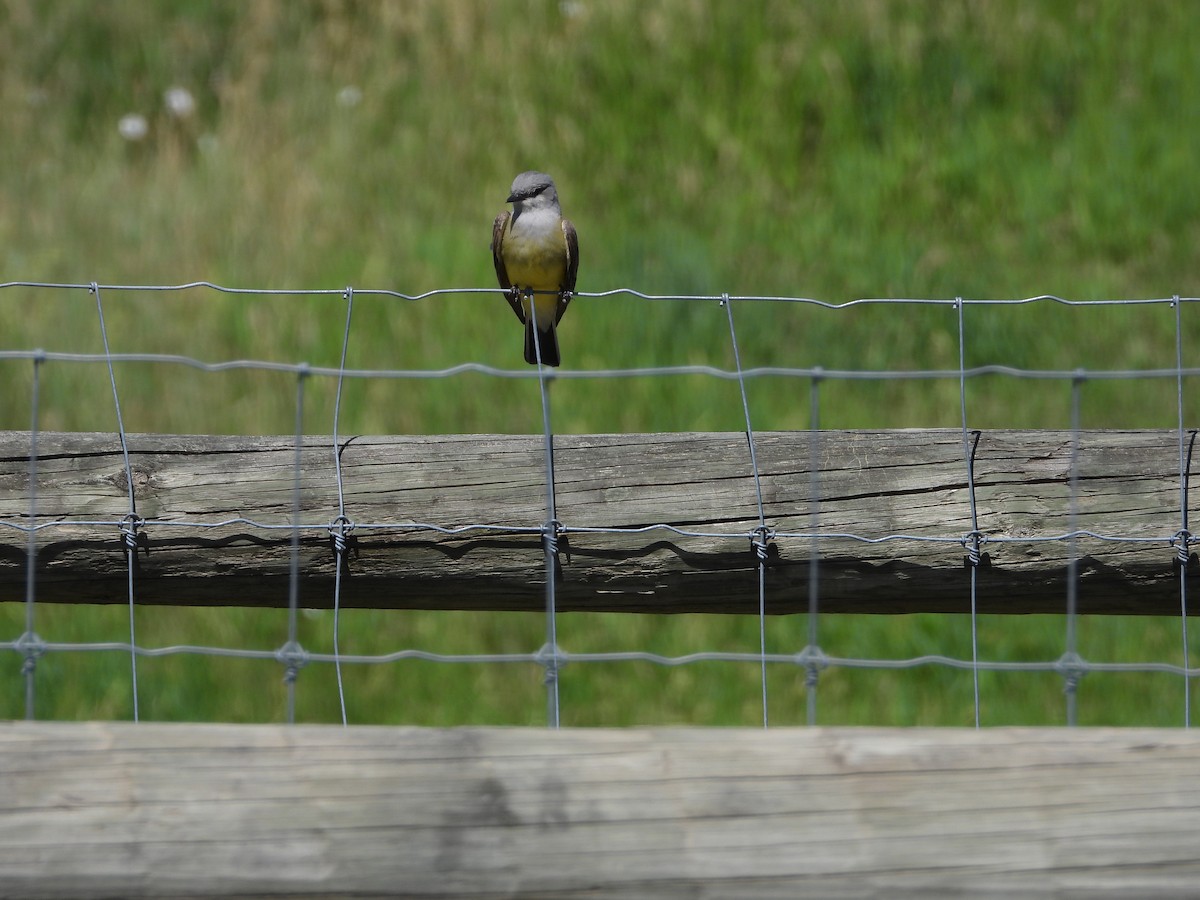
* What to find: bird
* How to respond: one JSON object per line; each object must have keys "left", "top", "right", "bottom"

{"left": 491, "top": 171, "right": 579, "bottom": 366}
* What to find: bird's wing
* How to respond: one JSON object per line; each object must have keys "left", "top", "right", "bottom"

{"left": 491, "top": 211, "right": 524, "bottom": 324}
{"left": 557, "top": 217, "right": 579, "bottom": 324}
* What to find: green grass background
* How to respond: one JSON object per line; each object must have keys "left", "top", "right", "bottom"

{"left": 1, "top": 0, "right": 1199, "bottom": 725}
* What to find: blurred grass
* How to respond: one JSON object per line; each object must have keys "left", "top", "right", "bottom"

{"left": 1, "top": 0, "right": 1199, "bottom": 724}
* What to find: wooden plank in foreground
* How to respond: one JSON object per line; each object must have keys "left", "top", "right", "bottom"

{"left": 1, "top": 722, "right": 1198, "bottom": 898}
{"left": 0, "top": 429, "right": 1195, "bottom": 614}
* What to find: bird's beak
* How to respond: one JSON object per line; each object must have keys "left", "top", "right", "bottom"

{"left": 506, "top": 191, "right": 520, "bottom": 204}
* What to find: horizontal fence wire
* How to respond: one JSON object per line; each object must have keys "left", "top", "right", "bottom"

{"left": 0, "top": 282, "right": 1197, "bottom": 727}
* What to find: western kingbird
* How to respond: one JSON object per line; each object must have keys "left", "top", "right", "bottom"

{"left": 491, "top": 171, "right": 579, "bottom": 366}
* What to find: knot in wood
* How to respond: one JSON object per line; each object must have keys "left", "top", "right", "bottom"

{"left": 111, "top": 466, "right": 152, "bottom": 494}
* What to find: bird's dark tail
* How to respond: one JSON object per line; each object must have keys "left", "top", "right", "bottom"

{"left": 524, "top": 320, "right": 560, "bottom": 367}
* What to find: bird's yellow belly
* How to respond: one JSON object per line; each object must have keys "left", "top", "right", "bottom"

{"left": 505, "top": 246, "right": 567, "bottom": 292}
{"left": 504, "top": 237, "right": 566, "bottom": 328}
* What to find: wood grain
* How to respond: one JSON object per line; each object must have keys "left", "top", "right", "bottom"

{"left": 2, "top": 722, "right": 1198, "bottom": 898}
{"left": 0, "top": 429, "right": 1195, "bottom": 614}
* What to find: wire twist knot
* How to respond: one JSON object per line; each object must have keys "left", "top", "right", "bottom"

{"left": 1055, "top": 651, "right": 1087, "bottom": 694}
{"left": 327, "top": 515, "right": 358, "bottom": 572}
{"left": 119, "top": 514, "right": 149, "bottom": 559}
{"left": 1172, "top": 529, "right": 1194, "bottom": 569}
{"left": 16, "top": 631, "right": 46, "bottom": 676}
{"left": 962, "top": 530, "right": 989, "bottom": 568}
{"left": 276, "top": 640, "right": 309, "bottom": 684}
{"left": 543, "top": 519, "right": 569, "bottom": 561}
{"left": 535, "top": 642, "right": 565, "bottom": 685}
{"left": 750, "top": 525, "right": 776, "bottom": 563}
{"left": 795, "top": 645, "right": 828, "bottom": 689}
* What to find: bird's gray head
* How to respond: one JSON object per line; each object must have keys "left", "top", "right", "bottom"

{"left": 506, "top": 171, "right": 560, "bottom": 211}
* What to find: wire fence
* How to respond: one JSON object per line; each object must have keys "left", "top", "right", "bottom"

{"left": 0, "top": 281, "right": 1197, "bottom": 728}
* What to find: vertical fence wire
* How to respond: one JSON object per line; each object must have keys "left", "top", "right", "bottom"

{"left": 91, "top": 283, "right": 140, "bottom": 722}
{"left": 329, "top": 287, "right": 356, "bottom": 726}
{"left": 956, "top": 298, "right": 983, "bottom": 728}
{"left": 1174, "top": 294, "right": 1193, "bottom": 727}
{"left": 1063, "top": 374, "right": 1085, "bottom": 726}
{"left": 22, "top": 352, "right": 44, "bottom": 720}
{"left": 283, "top": 366, "right": 309, "bottom": 724}
{"left": 721, "top": 295, "right": 771, "bottom": 728}
{"left": 528, "top": 293, "right": 561, "bottom": 728}
{"left": 805, "top": 371, "right": 823, "bottom": 726}
{"left": 1180, "top": 430, "right": 1197, "bottom": 729}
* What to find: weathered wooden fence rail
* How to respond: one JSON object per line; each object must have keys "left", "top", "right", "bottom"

{"left": 2, "top": 722, "right": 1199, "bottom": 898}
{"left": 0, "top": 429, "right": 1194, "bottom": 614}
